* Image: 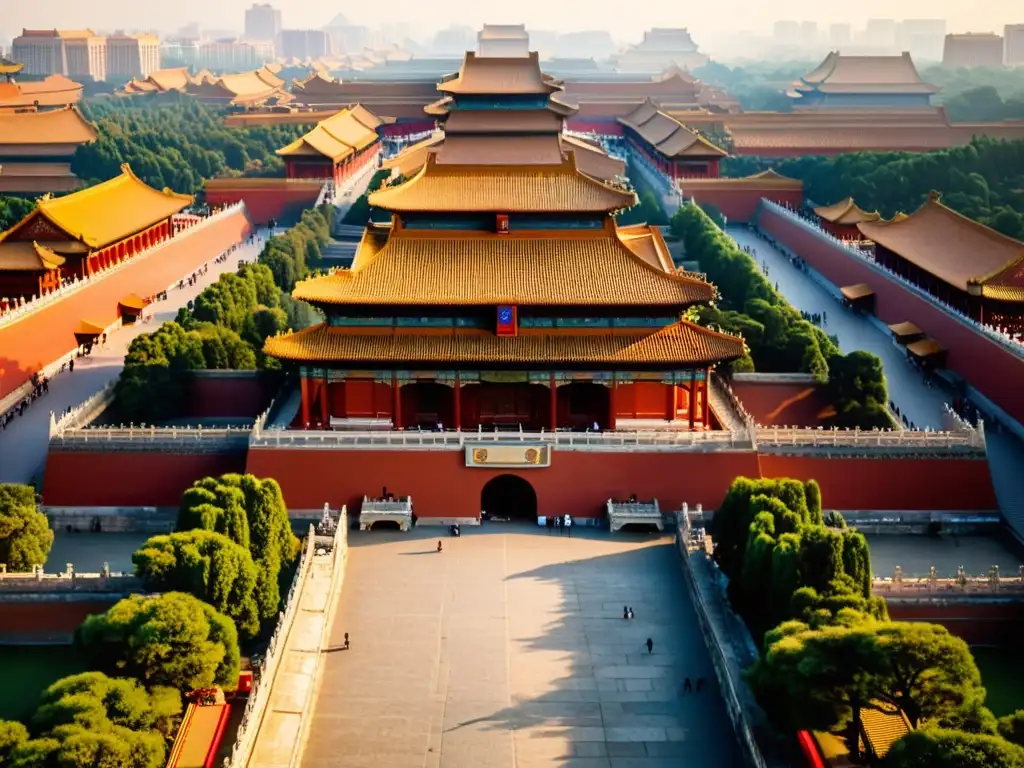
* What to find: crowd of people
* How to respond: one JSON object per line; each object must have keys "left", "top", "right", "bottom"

{"left": 0, "top": 232, "right": 263, "bottom": 439}
{"left": 1, "top": 372, "right": 52, "bottom": 431}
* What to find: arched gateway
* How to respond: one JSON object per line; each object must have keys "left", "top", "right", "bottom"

{"left": 481, "top": 474, "right": 537, "bottom": 521}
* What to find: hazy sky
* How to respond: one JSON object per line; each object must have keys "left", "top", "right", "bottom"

{"left": 1, "top": 0, "right": 1018, "bottom": 43}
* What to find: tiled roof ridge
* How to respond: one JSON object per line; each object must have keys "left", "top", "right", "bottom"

{"left": 31, "top": 163, "right": 192, "bottom": 247}
{"left": 264, "top": 319, "right": 745, "bottom": 365}
{"left": 0, "top": 104, "right": 98, "bottom": 144}
{"left": 368, "top": 152, "right": 635, "bottom": 212}
{"left": 291, "top": 227, "right": 715, "bottom": 308}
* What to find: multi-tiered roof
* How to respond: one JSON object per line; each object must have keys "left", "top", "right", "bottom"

{"left": 265, "top": 50, "right": 745, "bottom": 371}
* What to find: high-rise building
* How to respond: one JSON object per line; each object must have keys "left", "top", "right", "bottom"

{"left": 1005, "top": 24, "right": 1024, "bottom": 66}
{"left": 244, "top": 4, "right": 281, "bottom": 42}
{"left": 197, "top": 38, "right": 273, "bottom": 72}
{"left": 12, "top": 29, "right": 106, "bottom": 80}
{"left": 160, "top": 39, "right": 199, "bottom": 69}
{"left": 773, "top": 20, "right": 801, "bottom": 46}
{"left": 897, "top": 19, "right": 946, "bottom": 62}
{"left": 106, "top": 33, "right": 160, "bottom": 80}
{"left": 865, "top": 19, "right": 898, "bottom": 49}
{"left": 943, "top": 33, "right": 1005, "bottom": 68}
{"left": 280, "top": 30, "right": 331, "bottom": 61}
{"left": 829, "top": 23, "right": 852, "bottom": 46}
{"left": 478, "top": 24, "right": 529, "bottom": 58}
{"left": 799, "top": 22, "right": 819, "bottom": 46}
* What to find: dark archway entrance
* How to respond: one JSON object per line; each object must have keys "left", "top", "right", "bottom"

{"left": 481, "top": 474, "right": 537, "bottom": 521}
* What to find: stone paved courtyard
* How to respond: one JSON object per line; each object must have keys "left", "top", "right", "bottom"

{"left": 300, "top": 527, "right": 741, "bottom": 768}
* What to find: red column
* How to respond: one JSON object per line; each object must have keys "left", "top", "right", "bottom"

{"left": 666, "top": 384, "right": 676, "bottom": 422}
{"left": 549, "top": 373, "right": 557, "bottom": 431}
{"left": 454, "top": 374, "right": 462, "bottom": 430}
{"left": 320, "top": 376, "right": 330, "bottom": 429}
{"left": 688, "top": 380, "right": 696, "bottom": 430}
{"left": 392, "top": 374, "right": 402, "bottom": 429}
{"left": 702, "top": 375, "right": 710, "bottom": 430}
{"left": 300, "top": 377, "right": 311, "bottom": 427}
{"left": 607, "top": 381, "right": 617, "bottom": 431}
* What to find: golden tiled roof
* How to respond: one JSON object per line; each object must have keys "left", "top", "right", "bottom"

{"left": 438, "top": 52, "right": 559, "bottom": 96}
{"left": 146, "top": 67, "right": 193, "bottom": 92}
{"left": 293, "top": 229, "right": 713, "bottom": 307}
{"left": 443, "top": 109, "right": 563, "bottom": 134}
{"left": 0, "top": 106, "right": 97, "bottom": 146}
{"left": 561, "top": 135, "right": 626, "bottom": 181}
{"left": 796, "top": 52, "right": 938, "bottom": 95}
{"left": 0, "top": 241, "right": 66, "bottom": 271}
{"left": 619, "top": 99, "right": 727, "bottom": 159}
{"left": 277, "top": 105, "right": 381, "bottom": 161}
{"left": 617, "top": 225, "right": 673, "bottom": 270}
{"left": 858, "top": 196, "right": 1024, "bottom": 298}
{"left": 859, "top": 703, "right": 912, "bottom": 758}
{"left": 384, "top": 133, "right": 624, "bottom": 183}
{"left": 368, "top": 155, "right": 635, "bottom": 213}
{"left": 433, "top": 135, "right": 565, "bottom": 167}
{"left": 815, "top": 198, "right": 881, "bottom": 225}
{"left": 264, "top": 321, "right": 745, "bottom": 366}
{"left": 1, "top": 164, "right": 192, "bottom": 250}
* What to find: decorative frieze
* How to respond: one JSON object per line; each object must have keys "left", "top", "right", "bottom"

{"left": 465, "top": 443, "right": 551, "bottom": 468}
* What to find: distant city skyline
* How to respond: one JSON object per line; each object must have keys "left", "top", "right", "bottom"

{"left": 0, "top": 0, "right": 1020, "bottom": 50}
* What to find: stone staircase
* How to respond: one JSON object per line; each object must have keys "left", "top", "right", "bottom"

{"left": 707, "top": 376, "right": 750, "bottom": 434}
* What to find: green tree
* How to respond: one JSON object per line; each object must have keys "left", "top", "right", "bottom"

{"left": 750, "top": 620, "right": 988, "bottom": 750}
{"left": 76, "top": 592, "right": 240, "bottom": 690}
{"left": 0, "top": 196, "right": 34, "bottom": 231}
{"left": 0, "top": 720, "right": 29, "bottom": 764}
{"left": 881, "top": 728, "right": 1024, "bottom": 768}
{"left": 1001, "top": 712, "right": 1024, "bottom": 747}
{"left": 113, "top": 322, "right": 205, "bottom": 423}
{"left": 0, "top": 484, "right": 54, "bottom": 572}
{"left": 176, "top": 474, "right": 298, "bottom": 617}
{"left": 132, "top": 530, "right": 262, "bottom": 638}
{"left": 8, "top": 672, "right": 181, "bottom": 768}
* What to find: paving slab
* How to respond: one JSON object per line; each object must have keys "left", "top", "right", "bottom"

{"left": 300, "top": 528, "right": 742, "bottom": 767}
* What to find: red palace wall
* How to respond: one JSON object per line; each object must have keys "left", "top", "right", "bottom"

{"left": 182, "top": 374, "right": 279, "bottom": 419}
{"left": 204, "top": 183, "right": 321, "bottom": 226}
{"left": 886, "top": 601, "right": 1024, "bottom": 647}
{"left": 245, "top": 448, "right": 763, "bottom": 516}
{"left": 0, "top": 600, "right": 119, "bottom": 642}
{"left": 684, "top": 187, "right": 805, "bottom": 223}
{"left": 757, "top": 455, "right": 998, "bottom": 511}
{"left": 41, "top": 444, "right": 997, "bottom": 516}
{"left": 729, "top": 380, "right": 832, "bottom": 427}
{"left": 42, "top": 452, "right": 247, "bottom": 507}
{"left": 0, "top": 210, "right": 251, "bottom": 401}
{"left": 758, "top": 206, "right": 1024, "bottom": 425}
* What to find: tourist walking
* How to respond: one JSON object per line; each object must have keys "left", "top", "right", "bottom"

{"left": 646, "top": 638, "right": 654, "bottom": 654}
{"left": 554, "top": 516, "right": 561, "bottom": 535}
{"left": 683, "top": 677, "right": 692, "bottom": 693}
{"left": 564, "top": 514, "right": 572, "bottom": 537}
